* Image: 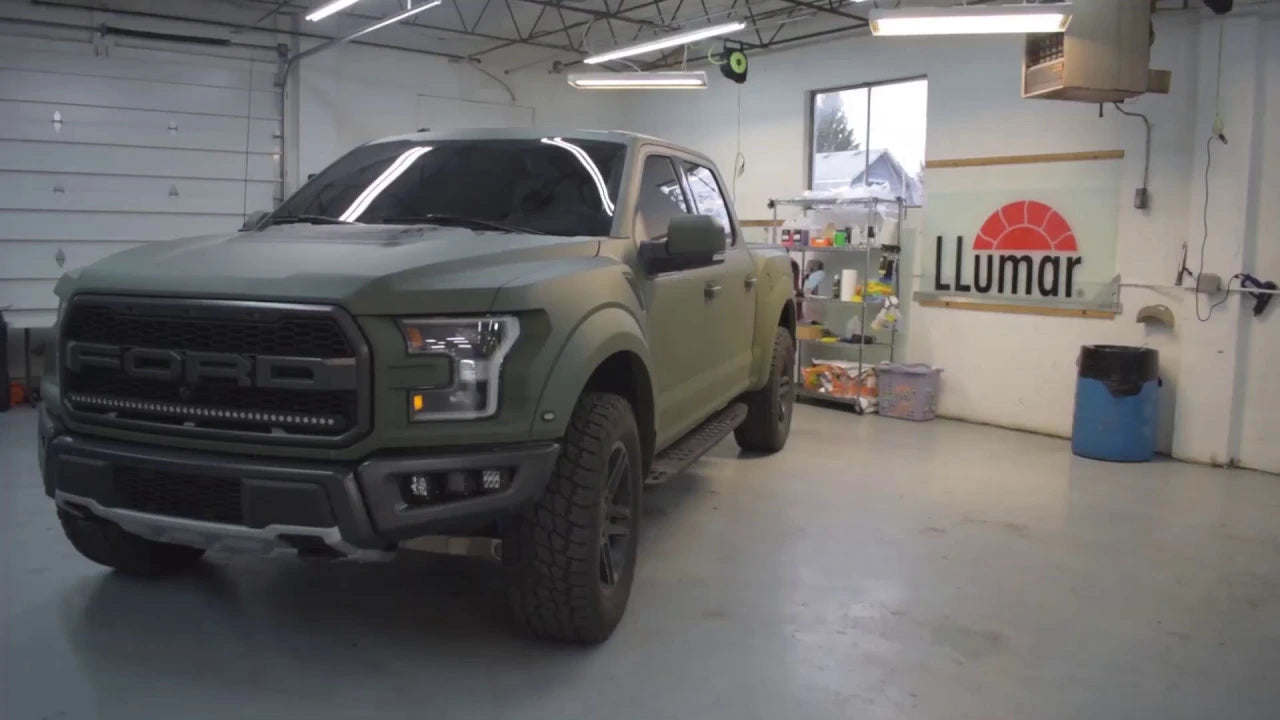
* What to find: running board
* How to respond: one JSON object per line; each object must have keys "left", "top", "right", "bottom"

{"left": 646, "top": 402, "right": 747, "bottom": 485}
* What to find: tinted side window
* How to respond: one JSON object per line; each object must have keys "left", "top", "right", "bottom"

{"left": 636, "top": 155, "right": 690, "bottom": 241}
{"left": 682, "top": 161, "right": 734, "bottom": 245}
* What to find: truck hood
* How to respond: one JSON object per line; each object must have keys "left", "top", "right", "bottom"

{"left": 61, "top": 224, "right": 603, "bottom": 315}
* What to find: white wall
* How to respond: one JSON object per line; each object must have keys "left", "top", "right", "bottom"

{"left": 1236, "top": 19, "right": 1280, "bottom": 472}
{"left": 289, "top": 40, "right": 532, "bottom": 194}
{"left": 508, "top": 8, "right": 1280, "bottom": 473}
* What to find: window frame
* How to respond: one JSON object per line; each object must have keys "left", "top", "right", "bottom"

{"left": 678, "top": 159, "right": 738, "bottom": 247}
{"left": 632, "top": 151, "right": 693, "bottom": 244}
{"left": 804, "top": 74, "right": 927, "bottom": 208}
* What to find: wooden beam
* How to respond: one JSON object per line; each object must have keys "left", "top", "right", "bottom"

{"left": 917, "top": 298, "right": 1118, "bottom": 319}
{"left": 925, "top": 150, "right": 1125, "bottom": 169}
{"left": 739, "top": 219, "right": 783, "bottom": 228}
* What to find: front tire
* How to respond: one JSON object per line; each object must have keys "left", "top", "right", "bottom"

{"left": 58, "top": 509, "right": 205, "bottom": 576}
{"left": 735, "top": 326, "right": 796, "bottom": 452}
{"left": 504, "top": 392, "right": 642, "bottom": 643}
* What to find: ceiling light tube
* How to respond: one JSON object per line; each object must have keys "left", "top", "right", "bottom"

{"left": 567, "top": 71, "right": 708, "bottom": 90}
{"left": 584, "top": 21, "right": 746, "bottom": 65}
{"left": 344, "top": 1, "right": 442, "bottom": 41}
{"left": 869, "top": 3, "right": 1071, "bottom": 36}
{"left": 305, "top": 0, "right": 365, "bottom": 22}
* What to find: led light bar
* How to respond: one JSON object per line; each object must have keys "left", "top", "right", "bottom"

{"left": 584, "top": 21, "right": 746, "bottom": 65}
{"left": 67, "top": 393, "right": 339, "bottom": 426}
{"left": 567, "top": 71, "right": 708, "bottom": 90}
{"left": 305, "top": 0, "right": 364, "bottom": 22}
{"left": 869, "top": 3, "right": 1071, "bottom": 36}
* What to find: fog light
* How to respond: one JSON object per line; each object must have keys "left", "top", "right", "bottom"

{"left": 480, "top": 468, "right": 509, "bottom": 491}
{"left": 403, "top": 473, "right": 442, "bottom": 504}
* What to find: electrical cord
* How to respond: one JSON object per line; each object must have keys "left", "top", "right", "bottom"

{"left": 1111, "top": 101, "right": 1151, "bottom": 193}
{"left": 732, "top": 84, "right": 745, "bottom": 202}
{"left": 1206, "top": 273, "right": 1247, "bottom": 319}
{"left": 1196, "top": 23, "right": 1231, "bottom": 323}
{"left": 1196, "top": 135, "right": 1217, "bottom": 322}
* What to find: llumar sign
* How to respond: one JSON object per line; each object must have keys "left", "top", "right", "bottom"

{"left": 933, "top": 200, "right": 1083, "bottom": 299}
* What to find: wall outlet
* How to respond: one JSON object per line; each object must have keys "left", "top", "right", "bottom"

{"left": 1196, "top": 272, "right": 1223, "bottom": 294}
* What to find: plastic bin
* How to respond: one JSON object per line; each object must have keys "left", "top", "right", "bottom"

{"left": 1072, "top": 345, "right": 1159, "bottom": 462}
{"left": 877, "top": 363, "right": 942, "bottom": 421}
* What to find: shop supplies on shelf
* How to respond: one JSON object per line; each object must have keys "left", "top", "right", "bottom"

{"left": 803, "top": 363, "right": 878, "bottom": 413}
{"left": 871, "top": 296, "right": 902, "bottom": 332}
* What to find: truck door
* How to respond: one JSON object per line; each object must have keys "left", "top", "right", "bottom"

{"left": 678, "top": 159, "right": 756, "bottom": 408}
{"left": 633, "top": 154, "right": 724, "bottom": 448}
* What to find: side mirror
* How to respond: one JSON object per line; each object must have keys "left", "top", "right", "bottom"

{"left": 638, "top": 215, "right": 726, "bottom": 273}
{"left": 240, "top": 210, "right": 270, "bottom": 231}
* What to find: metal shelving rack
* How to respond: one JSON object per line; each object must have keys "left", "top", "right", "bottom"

{"left": 765, "top": 195, "right": 905, "bottom": 407}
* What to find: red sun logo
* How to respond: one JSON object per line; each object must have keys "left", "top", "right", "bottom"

{"left": 974, "top": 200, "right": 1077, "bottom": 253}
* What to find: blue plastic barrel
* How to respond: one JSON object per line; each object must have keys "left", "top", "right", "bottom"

{"left": 1071, "top": 345, "right": 1159, "bottom": 462}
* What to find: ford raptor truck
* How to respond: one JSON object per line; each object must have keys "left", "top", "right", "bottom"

{"left": 38, "top": 128, "right": 796, "bottom": 643}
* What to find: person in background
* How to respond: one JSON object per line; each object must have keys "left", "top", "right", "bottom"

{"left": 803, "top": 260, "right": 826, "bottom": 296}
{"left": 801, "top": 259, "right": 826, "bottom": 325}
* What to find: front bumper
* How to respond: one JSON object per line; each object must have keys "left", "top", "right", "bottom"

{"left": 41, "top": 411, "right": 558, "bottom": 558}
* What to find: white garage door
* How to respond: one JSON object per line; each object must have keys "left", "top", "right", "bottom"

{"left": 0, "top": 26, "right": 281, "bottom": 329}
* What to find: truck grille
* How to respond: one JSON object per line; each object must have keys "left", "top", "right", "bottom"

{"left": 60, "top": 296, "right": 370, "bottom": 447}
{"left": 115, "top": 465, "right": 243, "bottom": 524}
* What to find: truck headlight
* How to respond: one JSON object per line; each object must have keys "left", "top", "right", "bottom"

{"left": 398, "top": 316, "right": 519, "bottom": 420}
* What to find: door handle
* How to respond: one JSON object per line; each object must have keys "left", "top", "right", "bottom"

{"left": 744, "top": 275, "right": 758, "bottom": 290}
{"left": 704, "top": 281, "right": 722, "bottom": 299}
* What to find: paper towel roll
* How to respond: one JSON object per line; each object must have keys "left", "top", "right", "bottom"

{"left": 839, "top": 269, "right": 858, "bottom": 302}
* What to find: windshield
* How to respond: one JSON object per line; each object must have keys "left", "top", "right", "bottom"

{"left": 272, "top": 138, "right": 627, "bottom": 237}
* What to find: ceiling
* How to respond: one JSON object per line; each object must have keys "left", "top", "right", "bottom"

{"left": 21, "top": 0, "right": 1221, "bottom": 74}
{"left": 31, "top": 0, "right": 893, "bottom": 72}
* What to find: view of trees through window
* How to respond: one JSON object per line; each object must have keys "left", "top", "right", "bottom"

{"left": 809, "top": 78, "right": 928, "bottom": 205}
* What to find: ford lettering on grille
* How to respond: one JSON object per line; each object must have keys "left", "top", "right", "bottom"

{"left": 60, "top": 296, "right": 370, "bottom": 447}
{"left": 65, "top": 343, "right": 357, "bottom": 390}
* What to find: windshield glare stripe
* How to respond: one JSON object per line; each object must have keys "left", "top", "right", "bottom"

{"left": 539, "top": 137, "right": 615, "bottom": 216}
{"left": 338, "top": 146, "right": 433, "bottom": 222}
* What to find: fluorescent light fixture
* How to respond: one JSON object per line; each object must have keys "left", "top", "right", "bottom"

{"left": 567, "top": 71, "right": 708, "bottom": 90}
{"left": 344, "top": 1, "right": 442, "bottom": 41}
{"left": 869, "top": 3, "right": 1071, "bottom": 36}
{"left": 305, "top": 0, "right": 364, "bottom": 22}
{"left": 584, "top": 21, "right": 746, "bottom": 65}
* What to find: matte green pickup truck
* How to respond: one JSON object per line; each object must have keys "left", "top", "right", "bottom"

{"left": 39, "top": 128, "right": 796, "bottom": 642}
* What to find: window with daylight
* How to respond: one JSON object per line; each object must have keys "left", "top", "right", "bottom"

{"left": 808, "top": 77, "right": 928, "bottom": 206}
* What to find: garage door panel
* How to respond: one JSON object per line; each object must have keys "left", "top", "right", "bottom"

{"left": 0, "top": 27, "right": 278, "bottom": 320}
{"left": 0, "top": 32, "right": 278, "bottom": 79}
{"left": 0, "top": 46, "right": 270, "bottom": 92}
{"left": 0, "top": 210, "right": 238, "bottom": 242}
{"left": 0, "top": 172, "right": 275, "bottom": 215}
{"left": 0, "top": 240, "right": 142, "bottom": 280}
{"left": 0, "top": 279, "right": 58, "bottom": 312}
{"left": 0, "top": 140, "right": 277, "bottom": 182}
{"left": 0, "top": 69, "right": 280, "bottom": 120}
{"left": 0, "top": 101, "right": 280, "bottom": 154}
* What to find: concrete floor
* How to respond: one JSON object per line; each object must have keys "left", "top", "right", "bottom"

{"left": 2, "top": 403, "right": 1279, "bottom": 720}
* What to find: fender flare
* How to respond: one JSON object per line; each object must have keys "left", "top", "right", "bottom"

{"left": 531, "top": 306, "right": 654, "bottom": 438}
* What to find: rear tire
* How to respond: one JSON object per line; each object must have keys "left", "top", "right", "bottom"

{"left": 58, "top": 509, "right": 205, "bottom": 576}
{"left": 504, "top": 391, "right": 642, "bottom": 643}
{"left": 735, "top": 326, "right": 795, "bottom": 452}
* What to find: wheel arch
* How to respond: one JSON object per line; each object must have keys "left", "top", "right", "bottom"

{"left": 531, "top": 307, "right": 656, "bottom": 469}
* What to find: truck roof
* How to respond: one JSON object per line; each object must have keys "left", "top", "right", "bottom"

{"left": 369, "top": 127, "right": 709, "bottom": 162}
